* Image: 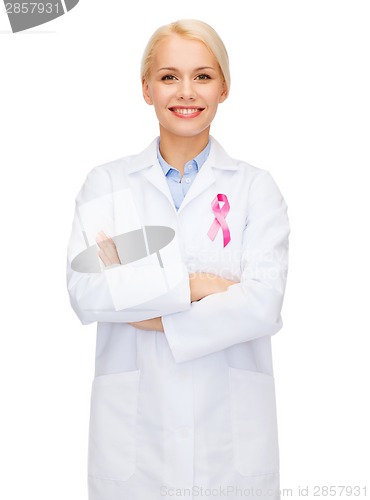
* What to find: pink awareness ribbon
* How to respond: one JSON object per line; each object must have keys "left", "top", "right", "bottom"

{"left": 207, "top": 194, "right": 231, "bottom": 247}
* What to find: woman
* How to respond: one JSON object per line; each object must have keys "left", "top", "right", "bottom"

{"left": 67, "top": 19, "right": 290, "bottom": 500}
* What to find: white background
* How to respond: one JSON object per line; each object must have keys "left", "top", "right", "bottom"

{"left": 1, "top": 1, "right": 369, "bottom": 498}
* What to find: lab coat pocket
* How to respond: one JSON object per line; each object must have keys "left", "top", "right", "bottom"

{"left": 229, "top": 367, "right": 279, "bottom": 477}
{"left": 88, "top": 370, "right": 140, "bottom": 482}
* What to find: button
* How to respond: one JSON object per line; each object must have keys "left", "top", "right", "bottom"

{"left": 185, "top": 178, "right": 191, "bottom": 184}
{"left": 187, "top": 164, "right": 193, "bottom": 170}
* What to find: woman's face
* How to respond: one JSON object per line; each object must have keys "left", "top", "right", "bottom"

{"left": 142, "top": 34, "right": 227, "bottom": 141}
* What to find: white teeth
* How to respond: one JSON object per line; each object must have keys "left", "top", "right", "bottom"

{"left": 172, "top": 108, "right": 200, "bottom": 114}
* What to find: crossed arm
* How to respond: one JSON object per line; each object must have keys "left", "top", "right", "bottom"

{"left": 95, "top": 231, "right": 238, "bottom": 332}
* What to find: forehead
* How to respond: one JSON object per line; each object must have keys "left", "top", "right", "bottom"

{"left": 152, "top": 34, "right": 218, "bottom": 69}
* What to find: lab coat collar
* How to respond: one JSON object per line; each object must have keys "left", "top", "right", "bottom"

{"left": 126, "top": 136, "right": 238, "bottom": 213}
{"left": 126, "top": 136, "right": 239, "bottom": 174}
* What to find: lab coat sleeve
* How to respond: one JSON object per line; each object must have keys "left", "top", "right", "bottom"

{"left": 66, "top": 166, "right": 191, "bottom": 325}
{"left": 162, "top": 170, "right": 290, "bottom": 363}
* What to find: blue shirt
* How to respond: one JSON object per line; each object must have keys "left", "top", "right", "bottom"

{"left": 157, "top": 141, "right": 211, "bottom": 210}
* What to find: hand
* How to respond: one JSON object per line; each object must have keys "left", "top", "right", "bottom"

{"left": 189, "top": 272, "right": 238, "bottom": 302}
{"left": 129, "top": 317, "right": 164, "bottom": 332}
{"left": 96, "top": 231, "right": 121, "bottom": 266}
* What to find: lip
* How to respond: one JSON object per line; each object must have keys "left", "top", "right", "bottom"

{"left": 169, "top": 106, "right": 205, "bottom": 119}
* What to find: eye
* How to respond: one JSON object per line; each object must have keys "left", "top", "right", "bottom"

{"left": 196, "top": 74, "right": 211, "bottom": 81}
{"left": 161, "top": 74, "right": 177, "bottom": 81}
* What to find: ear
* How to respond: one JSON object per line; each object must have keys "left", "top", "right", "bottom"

{"left": 218, "top": 80, "right": 228, "bottom": 103}
{"left": 142, "top": 79, "right": 153, "bottom": 105}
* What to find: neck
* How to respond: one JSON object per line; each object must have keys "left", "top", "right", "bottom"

{"left": 158, "top": 127, "right": 210, "bottom": 175}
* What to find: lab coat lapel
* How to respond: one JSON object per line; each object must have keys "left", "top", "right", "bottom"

{"left": 126, "top": 138, "right": 175, "bottom": 210}
{"left": 178, "top": 136, "right": 238, "bottom": 214}
{"left": 177, "top": 162, "right": 216, "bottom": 213}
{"left": 142, "top": 161, "right": 175, "bottom": 209}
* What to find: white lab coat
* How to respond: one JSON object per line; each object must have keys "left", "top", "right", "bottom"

{"left": 66, "top": 136, "right": 290, "bottom": 500}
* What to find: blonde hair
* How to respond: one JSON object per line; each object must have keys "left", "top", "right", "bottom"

{"left": 140, "top": 19, "right": 231, "bottom": 94}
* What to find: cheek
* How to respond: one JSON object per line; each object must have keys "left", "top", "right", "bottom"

{"left": 208, "top": 95, "right": 222, "bottom": 110}
{"left": 202, "top": 86, "right": 224, "bottom": 106}
{"left": 151, "top": 88, "right": 170, "bottom": 107}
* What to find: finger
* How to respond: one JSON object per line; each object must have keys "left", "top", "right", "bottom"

{"left": 96, "top": 230, "right": 111, "bottom": 241}
{"left": 97, "top": 239, "right": 117, "bottom": 255}
{"left": 98, "top": 249, "right": 110, "bottom": 266}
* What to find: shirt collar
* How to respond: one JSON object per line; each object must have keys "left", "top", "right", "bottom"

{"left": 157, "top": 140, "right": 211, "bottom": 176}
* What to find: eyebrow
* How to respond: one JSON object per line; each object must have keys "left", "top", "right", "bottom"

{"left": 157, "top": 66, "right": 216, "bottom": 73}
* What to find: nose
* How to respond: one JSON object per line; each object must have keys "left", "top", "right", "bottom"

{"left": 176, "top": 78, "right": 196, "bottom": 100}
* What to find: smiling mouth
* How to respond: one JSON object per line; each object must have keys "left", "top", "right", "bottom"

{"left": 169, "top": 107, "right": 205, "bottom": 116}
